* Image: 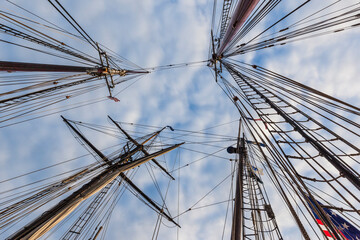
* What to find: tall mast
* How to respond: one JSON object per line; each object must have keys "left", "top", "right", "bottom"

{"left": 230, "top": 122, "right": 245, "bottom": 240}
{"left": 223, "top": 62, "right": 360, "bottom": 191}
{"left": 228, "top": 121, "right": 283, "bottom": 239}
{"left": 0, "top": 60, "right": 148, "bottom": 98}
{"left": 7, "top": 117, "right": 183, "bottom": 239}
{"left": 0, "top": 2, "right": 150, "bottom": 126}
{"left": 7, "top": 143, "right": 182, "bottom": 240}
{"left": 220, "top": 61, "right": 359, "bottom": 239}
{"left": 0, "top": 61, "right": 98, "bottom": 73}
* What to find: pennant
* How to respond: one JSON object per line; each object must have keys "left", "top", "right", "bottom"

{"left": 108, "top": 96, "right": 120, "bottom": 102}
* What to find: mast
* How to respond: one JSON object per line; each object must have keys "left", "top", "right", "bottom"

{"left": 0, "top": 3, "right": 150, "bottom": 126}
{"left": 223, "top": 62, "right": 360, "bottom": 192}
{"left": 0, "top": 61, "right": 98, "bottom": 73}
{"left": 219, "top": 61, "right": 360, "bottom": 239}
{"left": 7, "top": 117, "right": 183, "bottom": 239}
{"left": 62, "top": 116, "right": 180, "bottom": 229}
{"left": 228, "top": 121, "right": 283, "bottom": 240}
{"left": 7, "top": 143, "right": 182, "bottom": 240}
{"left": 230, "top": 129, "right": 245, "bottom": 240}
{"left": 0, "top": 60, "right": 148, "bottom": 75}
{"left": 0, "top": 61, "right": 148, "bottom": 100}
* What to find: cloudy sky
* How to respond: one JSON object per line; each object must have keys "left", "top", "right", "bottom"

{"left": 0, "top": 0, "right": 359, "bottom": 239}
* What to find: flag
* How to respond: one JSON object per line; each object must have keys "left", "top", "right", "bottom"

{"left": 249, "top": 165, "right": 263, "bottom": 184}
{"left": 251, "top": 165, "right": 264, "bottom": 175}
{"left": 246, "top": 140, "right": 266, "bottom": 147}
{"left": 107, "top": 96, "right": 120, "bottom": 102}
{"left": 308, "top": 197, "right": 360, "bottom": 239}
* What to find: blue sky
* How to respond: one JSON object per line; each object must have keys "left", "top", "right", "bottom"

{"left": 0, "top": 0, "right": 360, "bottom": 239}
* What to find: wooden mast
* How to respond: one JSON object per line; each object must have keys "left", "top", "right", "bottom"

{"left": 0, "top": 61, "right": 148, "bottom": 75}
{"left": 7, "top": 143, "right": 182, "bottom": 240}
{"left": 230, "top": 120, "right": 245, "bottom": 240}
{"left": 231, "top": 138, "right": 245, "bottom": 240}
{"left": 7, "top": 118, "right": 183, "bottom": 239}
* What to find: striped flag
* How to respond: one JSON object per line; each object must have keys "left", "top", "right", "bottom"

{"left": 308, "top": 197, "right": 360, "bottom": 239}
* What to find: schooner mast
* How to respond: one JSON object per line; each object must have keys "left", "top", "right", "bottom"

{"left": 228, "top": 121, "right": 282, "bottom": 240}
{"left": 0, "top": 0, "right": 149, "bottom": 127}
{"left": 210, "top": 0, "right": 360, "bottom": 239}
{"left": 3, "top": 116, "right": 182, "bottom": 239}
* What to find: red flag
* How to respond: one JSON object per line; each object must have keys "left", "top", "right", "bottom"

{"left": 107, "top": 96, "right": 120, "bottom": 102}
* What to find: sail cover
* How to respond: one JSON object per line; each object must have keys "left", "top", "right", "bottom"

{"left": 217, "top": 0, "right": 260, "bottom": 55}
